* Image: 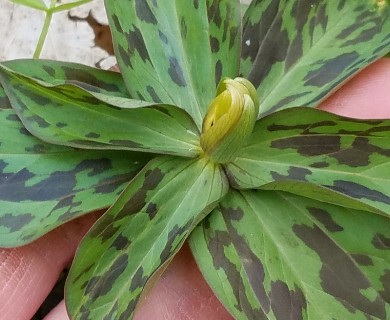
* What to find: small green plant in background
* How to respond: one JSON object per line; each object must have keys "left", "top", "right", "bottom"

{"left": 8, "top": 0, "right": 93, "bottom": 58}
{"left": 0, "top": 1, "right": 390, "bottom": 319}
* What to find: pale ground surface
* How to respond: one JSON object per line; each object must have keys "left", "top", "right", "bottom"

{"left": 0, "top": 0, "right": 115, "bottom": 68}
{"left": 0, "top": 0, "right": 252, "bottom": 67}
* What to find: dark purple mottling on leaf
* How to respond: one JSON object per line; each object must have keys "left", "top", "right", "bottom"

{"left": 116, "top": 167, "right": 164, "bottom": 220}
{"left": 222, "top": 206, "right": 271, "bottom": 316}
{"left": 168, "top": 57, "right": 187, "bottom": 87}
{"left": 271, "top": 167, "right": 312, "bottom": 182}
{"left": 270, "top": 281, "right": 306, "bottom": 320}
{"left": 271, "top": 135, "right": 341, "bottom": 157}
{"left": 125, "top": 26, "right": 151, "bottom": 64}
{"left": 56, "top": 122, "right": 67, "bottom": 128}
{"left": 83, "top": 254, "right": 128, "bottom": 300}
{"left": 243, "top": 1, "right": 290, "bottom": 88}
{"left": 351, "top": 254, "right": 373, "bottom": 266}
{"left": 0, "top": 213, "right": 34, "bottom": 232}
{"left": 307, "top": 207, "right": 343, "bottom": 232}
{"left": 56, "top": 196, "right": 83, "bottom": 222}
{"left": 215, "top": 60, "right": 223, "bottom": 85}
{"left": 85, "top": 132, "right": 101, "bottom": 139}
{"left": 330, "top": 137, "right": 390, "bottom": 167}
{"left": 309, "top": 161, "right": 329, "bottom": 168}
{"left": 326, "top": 180, "right": 390, "bottom": 205}
{"left": 27, "top": 115, "right": 50, "bottom": 128}
{"left": 293, "top": 224, "right": 386, "bottom": 318}
{"left": 206, "top": 226, "right": 268, "bottom": 319}
{"left": 42, "top": 65, "right": 56, "bottom": 77}
{"left": 379, "top": 270, "right": 390, "bottom": 302}
{"left": 108, "top": 139, "right": 144, "bottom": 149}
{"left": 135, "top": 0, "right": 157, "bottom": 24}
{"left": 111, "top": 233, "right": 131, "bottom": 250}
{"left": 0, "top": 158, "right": 114, "bottom": 204}
{"left": 303, "top": 52, "right": 359, "bottom": 87}
{"left": 146, "top": 85, "right": 162, "bottom": 103}
{"left": 159, "top": 220, "right": 194, "bottom": 263}
{"left": 193, "top": 0, "right": 199, "bottom": 9}
{"left": 158, "top": 30, "right": 168, "bottom": 44}
{"left": 5, "top": 113, "right": 19, "bottom": 121}
{"left": 146, "top": 202, "right": 158, "bottom": 219}
{"left": 372, "top": 233, "right": 390, "bottom": 250}
{"left": 61, "top": 66, "right": 121, "bottom": 92}
{"left": 103, "top": 302, "right": 118, "bottom": 320}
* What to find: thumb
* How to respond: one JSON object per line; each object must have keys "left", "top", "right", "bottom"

{"left": 319, "top": 58, "right": 390, "bottom": 118}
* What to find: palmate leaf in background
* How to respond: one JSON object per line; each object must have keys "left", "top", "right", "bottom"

{"left": 241, "top": 0, "right": 390, "bottom": 116}
{"left": 190, "top": 190, "right": 389, "bottom": 320}
{"left": 0, "top": 0, "right": 389, "bottom": 320}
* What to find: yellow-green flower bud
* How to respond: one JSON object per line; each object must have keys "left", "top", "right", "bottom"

{"left": 200, "top": 77, "right": 259, "bottom": 164}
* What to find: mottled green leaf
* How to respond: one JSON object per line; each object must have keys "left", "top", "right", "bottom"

{"left": 241, "top": 0, "right": 390, "bottom": 116}
{"left": 66, "top": 155, "right": 228, "bottom": 320}
{"left": 226, "top": 107, "right": 390, "bottom": 216}
{"left": 106, "top": 0, "right": 241, "bottom": 128}
{"left": 0, "top": 85, "right": 11, "bottom": 109}
{"left": 0, "top": 64, "right": 200, "bottom": 157}
{"left": 190, "top": 190, "right": 390, "bottom": 320}
{"left": 0, "top": 109, "right": 150, "bottom": 247}
{"left": 2, "top": 59, "right": 130, "bottom": 100}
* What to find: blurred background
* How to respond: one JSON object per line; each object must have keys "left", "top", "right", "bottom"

{"left": 0, "top": 0, "right": 252, "bottom": 68}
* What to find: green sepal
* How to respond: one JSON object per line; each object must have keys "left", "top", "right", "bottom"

{"left": 105, "top": 0, "right": 242, "bottom": 128}
{"left": 0, "top": 64, "right": 200, "bottom": 157}
{"left": 0, "top": 109, "right": 151, "bottom": 247}
{"left": 190, "top": 190, "right": 390, "bottom": 320}
{"left": 242, "top": 0, "right": 390, "bottom": 116}
{"left": 66, "top": 155, "right": 229, "bottom": 320}
{"left": 225, "top": 107, "right": 390, "bottom": 216}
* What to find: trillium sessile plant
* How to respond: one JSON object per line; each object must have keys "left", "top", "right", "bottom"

{"left": 0, "top": 0, "right": 390, "bottom": 319}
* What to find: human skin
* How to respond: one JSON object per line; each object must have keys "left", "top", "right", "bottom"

{"left": 0, "top": 58, "right": 389, "bottom": 320}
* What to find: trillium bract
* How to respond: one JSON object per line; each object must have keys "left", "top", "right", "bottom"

{"left": 0, "top": 1, "right": 389, "bottom": 319}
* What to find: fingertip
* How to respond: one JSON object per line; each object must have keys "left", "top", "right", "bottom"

{"left": 43, "top": 300, "right": 69, "bottom": 320}
{"left": 135, "top": 243, "right": 233, "bottom": 320}
{"left": 0, "top": 212, "right": 100, "bottom": 320}
{"left": 319, "top": 58, "right": 390, "bottom": 119}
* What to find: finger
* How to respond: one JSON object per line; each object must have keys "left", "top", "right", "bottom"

{"left": 43, "top": 300, "right": 68, "bottom": 320}
{"left": 0, "top": 212, "right": 100, "bottom": 320}
{"left": 319, "top": 58, "right": 390, "bottom": 118}
{"left": 134, "top": 243, "right": 233, "bottom": 320}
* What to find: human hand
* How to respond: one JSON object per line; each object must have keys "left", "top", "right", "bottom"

{"left": 0, "top": 58, "right": 389, "bottom": 320}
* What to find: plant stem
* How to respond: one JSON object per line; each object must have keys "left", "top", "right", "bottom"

{"left": 33, "top": 0, "right": 58, "bottom": 59}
